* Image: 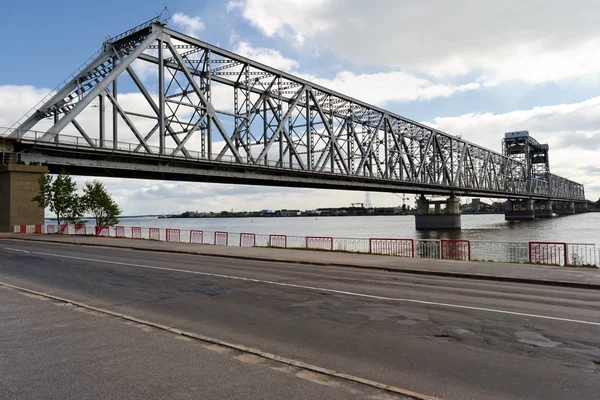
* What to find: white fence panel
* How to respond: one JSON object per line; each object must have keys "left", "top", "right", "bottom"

{"left": 566, "top": 243, "right": 598, "bottom": 266}
{"left": 256, "top": 234, "right": 270, "bottom": 247}
{"left": 415, "top": 239, "right": 441, "bottom": 259}
{"left": 334, "top": 238, "right": 370, "bottom": 253}
{"left": 286, "top": 235, "right": 306, "bottom": 248}
{"left": 471, "top": 241, "right": 529, "bottom": 263}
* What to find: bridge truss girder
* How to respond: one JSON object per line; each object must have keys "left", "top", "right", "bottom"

{"left": 5, "top": 21, "right": 585, "bottom": 201}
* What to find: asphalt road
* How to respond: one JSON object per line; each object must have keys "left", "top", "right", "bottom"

{"left": 1, "top": 239, "right": 599, "bottom": 400}
{"left": 0, "top": 286, "right": 407, "bottom": 400}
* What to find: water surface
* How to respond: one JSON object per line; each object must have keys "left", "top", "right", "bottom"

{"left": 101, "top": 213, "right": 599, "bottom": 246}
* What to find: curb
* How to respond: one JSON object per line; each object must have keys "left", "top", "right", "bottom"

{"left": 3, "top": 235, "right": 600, "bottom": 291}
{"left": 0, "top": 281, "right": 439, "bottom": 400}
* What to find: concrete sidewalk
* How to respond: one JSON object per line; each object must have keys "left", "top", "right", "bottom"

{"left": 2, "top": 233, "right": 600, "bottom": 289}
{"left": 0, "top": 285, "right": 414, "bottom": 400}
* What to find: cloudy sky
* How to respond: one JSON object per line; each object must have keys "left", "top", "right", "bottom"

{"left": 2, "top": 0, "right": 599, "bottom": 215}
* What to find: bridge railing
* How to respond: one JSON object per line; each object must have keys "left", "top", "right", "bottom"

{"left": 1, "top": 129, "right": 332, "bottom": 173}
{"left": 15, "top": 224, "right": 598, "bottom": 268}
{"left": 2, "top": 127, "right": 587, "bottom": 200}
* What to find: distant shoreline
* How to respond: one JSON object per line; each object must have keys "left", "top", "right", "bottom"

{"left": 45, "top": 209, "right": 595, "bottom": 222}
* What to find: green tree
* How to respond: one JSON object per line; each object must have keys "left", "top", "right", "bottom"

{"left": 82, "top": 180, "right": 121, "bottom": 227}
{"left": 32, "top": 170, "right": 84, "bottom": 227}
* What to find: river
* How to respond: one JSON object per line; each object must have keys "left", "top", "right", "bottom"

{"left": 99, "top": 213, "right": 599, "bottom": 246}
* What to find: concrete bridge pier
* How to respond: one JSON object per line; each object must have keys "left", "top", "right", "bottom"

{"left": 415, "top": 194, "right": 461, "bottom": 230}
{"left": 534, "top": 200, "right": 554, "bottom": 218}
{"left": 0, "top": 164, "right": 47, "bottom": 232}
{"left": 554, "top": 201, "right": 575, "bottom": 215}
{"left": 574, "top": 202, "right": 590, "bottom": 214}
{"left": 505, "top": 199, "right": 535, "bottom": 220}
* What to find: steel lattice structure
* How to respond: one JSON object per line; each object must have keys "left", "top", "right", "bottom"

{"left": 2, "top": 16, "right": 585, "bottom": 200}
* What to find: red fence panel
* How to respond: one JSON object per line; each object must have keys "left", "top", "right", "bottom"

{"left": 306, "top": 236, "right": 333, "bottom": 250}
{"left": 369, "top": 238, "right": 414, "bottom": 257}
{"left": 269, "top": 234, "right": 287, "bottom": 248}
{"left": 215, "top": 231, "right": 228, "bottom": 246}
{"left": 34, "top": 225, "right": 43, "bottom": 234}
{"left": 47, "top": 225, "right": 56, "bottom": 234}
{"left": 529, "top": 241, "right": 567, "bottom": 266}
{"left": 441, "top": 240, "right": 471, "bottom": 261}
{"left": 95, "top": 226, "right": 109, "bottom": 236}
{"left": 240, "top": 233, "right": 256, "bottom": 247}
{"left": 60, "top": 224, "right": 69, "bottom": 235}
{"left": 19, "top": 225, "right": 27, "bottom": 233}
{"left": 166, "top": 228, "right": 181, "bottom": 243}
{"left": 131, "top": 227, "right": 142, "bottom": 239}
{"left": 190, "top": 230, "right": 204, "bottom": 244}
{"left": 115, "top": 226, "right": 125, "bottom": 237}
{"left": 74, "top": 224, "right": 86, "bottom": 235}
{"left": 149, "top": 228, "right": 160, "bottom": 241}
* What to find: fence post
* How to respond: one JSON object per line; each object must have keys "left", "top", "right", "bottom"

{"left": 528, "top": 242, "right": 533, "bottom": 263}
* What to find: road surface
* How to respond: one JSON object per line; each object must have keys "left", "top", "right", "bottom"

{"left": 1, "top": 239, "right": 599, "bottom": 399}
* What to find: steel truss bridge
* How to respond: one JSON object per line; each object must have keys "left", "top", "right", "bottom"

{"left": 0, "top": 14, "right": 585, "bottom": 201}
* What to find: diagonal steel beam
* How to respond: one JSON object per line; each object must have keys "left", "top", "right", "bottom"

{"left": 256, "top": 91, "right": 306, "bottom": 165}
{"left": 105, "top": 91, "right": 152, "bottom": 153}
{"left": 173, "top": 111, "right": 208, "bottom": 154}
{"left": 433, "top": 135, "right": 451, "bottom": 185}
{"left": 416, "top": 132, "right": 434, "bottom": 180}
{"left": 10, "top": 49, "right": 114, "bottom": 137}
{"left": 309, "top": 89, "right": 349, "bottom": 175}
{"left": 354, "top": 117, "right": 383, "bottom": 175}
{"left": 134, "top": 123, "right": 159, "bottom": 153}
{"left": 454, "top": 142, "right": 468, "bottom": 187}
{"left": 71, "top": 119, "right": 96, "bottom": 147}
{"left": 216, "top": 77, "right": 277, "bottom": 161}
{"left": 164, "top": 38, "right": 243, "bottom": 163}
{"left": 126, "top": 65, "right": 191, "bottom": 157}
{"left": 39, "top": 30, "right": 160, "bottom": 142}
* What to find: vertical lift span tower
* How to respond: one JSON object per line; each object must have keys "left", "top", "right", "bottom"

{"left": 503, "top": 131, "right": 553, "bottom": 218}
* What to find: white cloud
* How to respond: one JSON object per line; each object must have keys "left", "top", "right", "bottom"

{"left": 302, "top": 71, "right": 480, "bottom": 106}
{"left": 228, "top": 41, "right": 480, "bottom": 105}
{"left": 226, "top": 0, "right": 245, "bottom": 12}
{"left": 172, "top": 12, "right": 205, "bottom": 38}
{"left": 0, "top": 86, "right": 52, "bottom": 129}
{"left": 233, "top": 41, "right": 299, "bottom": 72}
{"left": 130, "top": 59, "right": 158, "bottom": 83}
{"left": 428, "top": 96, "right": 600, "bottom": 198}
{"left": 232, "top": 0, "right": 600, "bottom": 85}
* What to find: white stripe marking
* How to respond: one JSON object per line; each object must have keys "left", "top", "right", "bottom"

{"left": 4, "top": 246, "right": 600, "bottom": 327}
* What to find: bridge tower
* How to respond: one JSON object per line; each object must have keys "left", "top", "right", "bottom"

{"left": 503, "top": 131, "right": 552, "bottom": 219}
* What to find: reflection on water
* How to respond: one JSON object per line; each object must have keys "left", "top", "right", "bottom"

{"left": 72, "top": 212, "right": 600, "bottom": 246}
{"left": 416, "top": 230, "right": 463, "bottom": 240}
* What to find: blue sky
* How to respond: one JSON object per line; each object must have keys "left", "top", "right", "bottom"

{"left": 1, "top": 0, "right": 600, "bottom": 215}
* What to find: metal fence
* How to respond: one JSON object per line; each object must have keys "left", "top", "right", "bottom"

{"left": 471, "top": 241, "right": 529, "bottom": 264}
{"left": 12, "top": 224, "right": 600, "bottom": 268}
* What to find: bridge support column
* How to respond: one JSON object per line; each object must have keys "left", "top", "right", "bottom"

{"left": 574, "top": 202, "right": 589, "bottom": 214}
{"left": 0, "top": 164, "right": 47, "bottom": 232}
{"left": 505, "top": 199, "right": 535, "bottom": 220}
{"left": 415, "top": 194, "right": 461, "bottom": 230}
{"left": 554, "top": 201, "right": 575, "bottom": 215}
{"left": 534, "top": 200, "right": 554, "bottom": 218}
